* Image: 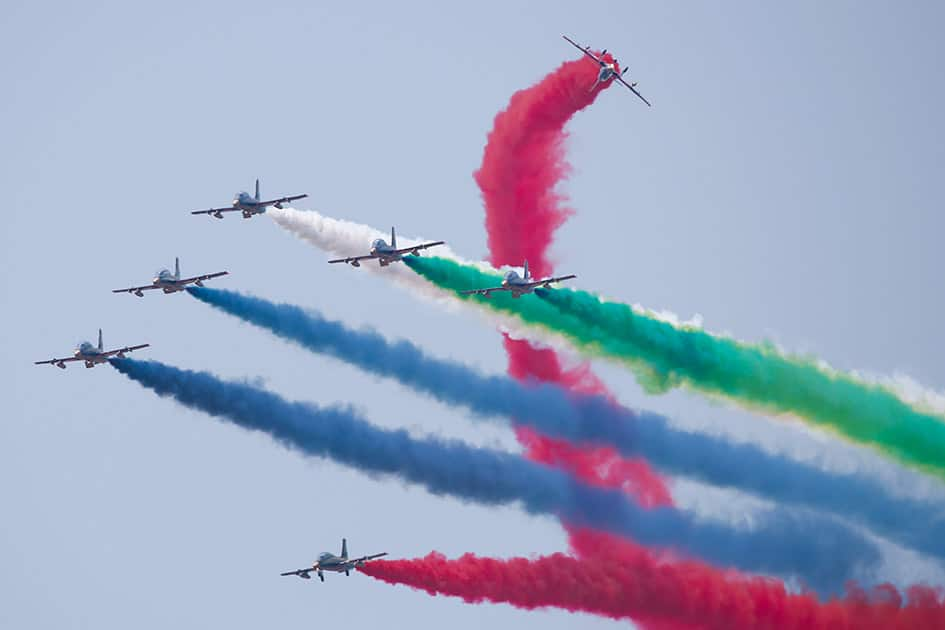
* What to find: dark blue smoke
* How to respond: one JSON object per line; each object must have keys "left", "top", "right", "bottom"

{"left": 187, "top": 287, "right": 945, "bottom": 561}
{"left": 112, "top": 356, "right": 878, "bottom": 593}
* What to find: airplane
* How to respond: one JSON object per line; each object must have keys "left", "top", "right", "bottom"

{"left": 562, "top": 35, "right": 651, "bottom": 107}
{"left": 112, "top": 257, "right": 228, "bottom": 297}
{"left": 328, "top": 227, "right": 445, "bottom": 267}
{"left": 34, "top": 329, "right": 149, "bottom": 369}
{"left": 460, "top": 260, "right": 576, "bottom": 298}
{"left": 191, "top": 179, "right": 308, "bottom": 219}
{"left": 280, "top": 539, "right": 387, "bottom": 582}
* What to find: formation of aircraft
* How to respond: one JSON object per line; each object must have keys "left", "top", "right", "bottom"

{"left": 280, "top": 539, "right": 388, "bottom": 582}
{"left": 36, "top": 34, "right": 650, "bottom": 587}
{"left": 562, "top": 35, "right": 651, "bottom": 107}
{"left": 34, "top": 329, "right": 149, "bottom": 369}
{"left": 328, "top": 227, "right": 445, "bottom": 267}
{"left": 191, "top": 179, "right": 308, "bottom": 219}
{"left": 112, "top": 258, "right": 228, "bottom": 297}
{"left": 461, "top": 260, "right": 576, "bottom": 298}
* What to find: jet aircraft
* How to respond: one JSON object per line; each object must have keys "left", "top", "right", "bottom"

{"left": 191, "top": 179, "right": 308, "bottom": 219}
{"left": 562, "top": 35, "right": 651, "bottom": 106}
{"left": 112, "top": 257, "right": 228, "bottom": 297}
{"left": 461, "top": 260, "right": 575, "bottom": 298}
{"left": 328, "top": 227, "right": 444, "bottom": 267}
{"left": 34, "top": 329, "right": 149, "bottom": 369}
{"left": 280, "top": 539, "right": 387, "bottom": 582}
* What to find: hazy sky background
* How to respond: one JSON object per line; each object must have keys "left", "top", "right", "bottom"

{"left": 2, "top": 1, "right": 943, "bottom": 628}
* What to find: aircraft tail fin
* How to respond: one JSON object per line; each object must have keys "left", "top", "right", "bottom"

{"left": 98, "top": 329, "right": 103, "bottom": 352}
{"left": 341, "top": 538, "right": 348, "bottom": 559}
{"left": 255, "top": 178, "right": 260, "bottom": 201}
{"left": 523, "top": 259, "right": 530, "bottom": 279}
{"left": 391, "top": 227, "right": 397, "bottom": 249}
{"left": 175, "top": 257, "right": 180, "bottom": 280}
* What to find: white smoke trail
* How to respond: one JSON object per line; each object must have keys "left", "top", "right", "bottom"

{"left": 269, "top": 206, "right": 579, "bottom": 351}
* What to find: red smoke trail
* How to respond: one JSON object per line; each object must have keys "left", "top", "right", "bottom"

{"left": 475, "top": 53, "right": 673, "bottom": 507}
{"left": 505, "top": 336, "right": 673, "bottom": 508}
{"left": 474, "top": 57, "right": 687, "bottom": 628}
{"left": 476, "top": 55, "right": 615, "bottom": 277}
{"left": 360, "top": 533, "right": 945, "bottom": 630}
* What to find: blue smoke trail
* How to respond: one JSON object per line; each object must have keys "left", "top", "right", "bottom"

{"left": 111, "top": 356, "right": 879, "bottom": 593}
{"left": 187, "top": 287, "right": 945, "bottom": 561}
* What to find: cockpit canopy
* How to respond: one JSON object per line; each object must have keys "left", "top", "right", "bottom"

{"left": 77, "top": 341, "right": 96, "bottom": 354}
{"left": 371, "top": 238, "right": 388, "bottom": 250}
{"left": 318, "top": 552, "right": 335, "bottom": 562}
{"left": 156, "top": 269, "right": 173, "bottom": 280}
{"left": 504, "top": 270, "right": 520, "bottom": 281}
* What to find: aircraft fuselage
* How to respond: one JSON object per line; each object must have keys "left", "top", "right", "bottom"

{"left": 227, "top": 192, "right": 265, "bottom": 219}
{"left": 500, "top": 272, "right": 536, "bottom": 298}
{"left": 368, "top": 238, "right": 423, "bottom": 267}
{"left": 598, "top": 64, "right": 616, "bottom": 82}
{"left": 69, "top": 346, "right": 108, "bottom": 368}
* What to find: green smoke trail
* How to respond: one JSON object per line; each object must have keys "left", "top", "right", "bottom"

{"left": 404, "top": 255, "right": 945, "bottom": 480}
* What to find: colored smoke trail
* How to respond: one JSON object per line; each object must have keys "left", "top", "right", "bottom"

{"left": 266, "top": 206, "right": 566, "bottom": 346}
{"left": 403, "top": 255, "right": 945, "bottom": 481}
{"left": 361, "top": 530, "right": 945, "bottom": 630}
{"left": 475, "top": 55, "right": 612, "bottom": 276}
{"left": 472, "top": 49, "right": 673, "bottom": 521}
{"left": 538, "top": 287, "right": 945, "bottom": 481}
{"left": 186, "top": 286, "right": 945, "bottom": 559}
{"left": 111, "top": 358, "right": 881, "bottom": 591}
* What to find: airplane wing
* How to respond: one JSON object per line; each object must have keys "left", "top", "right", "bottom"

{"left": 34, "top": 357, "right": 81, "bottom": 366}
{"left": 351, "top": 552, "right": 388, "bottom": 564}
{"left": 327, "top": 254, "right": 377, "bottom": 265}
{"left": 112, "top": 285, "right": 160, "bottom": 294}
{"left": 259, "top": 194, "right": 309, "bottom": 208}
{"left": 562, "top": 35, "right": 603, "bottom": 64}
{"left": 523, "top": 274, "right": 577, "bottom": 290}
{"left": 280, "top": 566, "right": 317, "bottom": 577}
{"left": 614, "top": 74, "right": 652, "bottom": 107}
{"left": 460, "top": 286, "right": 504, "bottom": 297}
{"left": 391, "top": 240, "right": 445, "bottom": 256}
{"left": 178, "top": 271, "right": 229, "bottom": 285}
{"left": 101, "top": 343, "right": 150, "bottom": 358}
{"left": 191, "top": 207, "right": 240, "bottom": 216}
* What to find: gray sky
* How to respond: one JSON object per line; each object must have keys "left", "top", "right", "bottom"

{"left": 2, "top": 1, "right": 943, "bottom": 628}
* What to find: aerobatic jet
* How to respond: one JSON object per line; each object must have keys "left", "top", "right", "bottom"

{"left": 34, "top": 329, "right": 149, "bottom": 369}
{"left": 328, "top": 227, "right": 444, "bottom": 267}
{"left": 112, "top": 257, "right": 228, "bottom": 297}
{"left": 191, "top": 179, "right": 308, "bottom": 219}
{"left": 280, "top": 539, "right": 387, "bottom": 582}
{"left": 562, "top": 35, "right": 651, "bottom": 107}
{"left": 461, "top": 260, "right": 576, "bottom": 298}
